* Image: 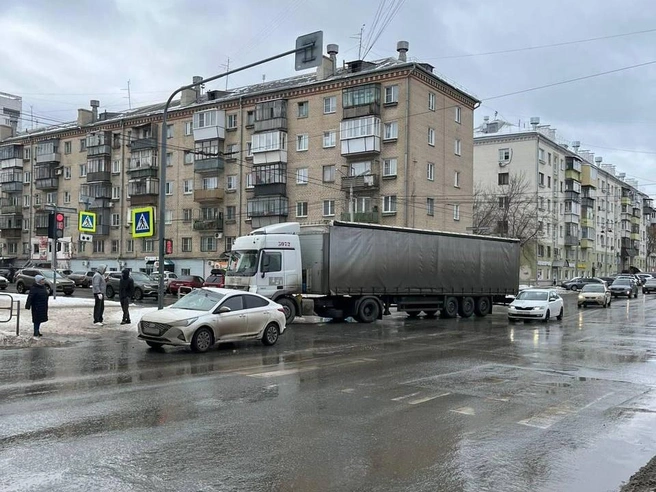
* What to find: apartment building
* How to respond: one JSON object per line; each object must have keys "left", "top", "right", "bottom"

{"left": 0, "top": 41, "right": 478, "bottom": 276}
{"left": 0, "top": 92, "right": 21, "bottom": 134}
{"left": 474, "top": 117, "right": 655, "bottom": 284}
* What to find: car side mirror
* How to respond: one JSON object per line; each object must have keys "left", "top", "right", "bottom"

{"left": 216, "top": 306, "right": 231, "bottom": 314}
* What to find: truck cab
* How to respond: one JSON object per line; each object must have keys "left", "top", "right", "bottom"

{"left": 225, "top": 222, "right": 303, "bottom": 323}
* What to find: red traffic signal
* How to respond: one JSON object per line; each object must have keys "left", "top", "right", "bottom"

{"left": 165, "top": 239, "right": 173, "bottom": 255}
{"left": 55, "top": 213, "right": 65, "bottom": 239}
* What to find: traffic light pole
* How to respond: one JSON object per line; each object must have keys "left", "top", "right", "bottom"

{"left": 52, "top": 205, "right": 57, "bottom": 300}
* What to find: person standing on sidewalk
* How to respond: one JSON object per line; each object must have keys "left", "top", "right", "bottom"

{"left": 119, "top": 268, "right": 134, "bottom": 325}
{"left": 92, "top": 265, "right": 107, "bottom": 326}
{"left": 25, "top": 274, "right": 48, "bottom": 337}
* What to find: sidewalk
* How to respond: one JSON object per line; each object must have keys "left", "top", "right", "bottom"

{"left": 0, "top": 294, "right": 158, "bottom": 348}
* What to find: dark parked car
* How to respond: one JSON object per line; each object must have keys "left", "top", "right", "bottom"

{"left": 203, "top": 270, "right": 225, "bottom": 288}
{"left": 561, "top": 277, "right": 605, "bottom": 291}
{"left": 67, "top": 270, "right": 96, "bottom": 287}
{"left": 105, "top": 271, "right": 159, "bottom": 300}
{"left": 598, "top": 276, "right": 616, "bottom": 286}
{"left": 168, "top": 275, "right": 204, "bottom": 295}
{"left": 15, "top": 268, "right": 75, "bottom": 296}
{"left": 609, "top": 278, "right": 639, "bottom": 298}
{"left": 643, "top": 278, "right": 656, "bottom": 294}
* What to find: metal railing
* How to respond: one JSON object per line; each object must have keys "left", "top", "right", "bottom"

{"left": 0, "top": 293, "right": 21, "bottom": 335}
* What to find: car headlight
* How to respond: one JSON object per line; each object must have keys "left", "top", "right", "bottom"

{"left": 532, "top": 306, "right": 544, "bottom": 311}
{"left": 578, "top": 294, "right": 584, "bottom": 300}
{"left": 169, "top": 317, "right": 198, "bottom": 327}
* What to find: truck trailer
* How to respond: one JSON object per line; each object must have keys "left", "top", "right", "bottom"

{"left": 225, "top": 221, "right": 520, "bottom": 324}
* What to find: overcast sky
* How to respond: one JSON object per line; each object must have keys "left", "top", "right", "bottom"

{"left": 1, "top": 0, "right": 655, "bottom": 191}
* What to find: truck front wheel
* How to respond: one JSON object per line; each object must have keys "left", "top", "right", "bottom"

{"left": 356, "top": 298, "right": 380, "bottom": 323}
{"left": 441, "top": 297, "right": 459, "bottom": 318}
{"left": 277, "top": 297, "right": 296, "bottom": 325}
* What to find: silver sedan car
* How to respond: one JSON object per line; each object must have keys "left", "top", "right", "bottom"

{"left": 137, "top": 288, "right": 287, "bottom": 353}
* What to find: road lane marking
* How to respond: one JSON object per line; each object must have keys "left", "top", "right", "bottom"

{"left": 450, "top": 406, "right": 476, "bottom": 415}
{"left": 408, "top": 392, "right": 451, "bottom": 405}
{"left": 579, "top": 392, "right": 614, "bottom": 410}
{"left": 341, "top": 388, "right": 355, "bottom": 394}
{"left": 391, "top": 392, "right": 421, "bottom": 401}
{"left": 247, "top": 366, "right": 319, "bottom": 378}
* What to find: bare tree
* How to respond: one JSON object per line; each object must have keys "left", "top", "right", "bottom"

{"left": 473, "top": 171, "right": 541, "bottom": 247}
{"left": 646, "top": 224, "right": 656, "bottom": 271}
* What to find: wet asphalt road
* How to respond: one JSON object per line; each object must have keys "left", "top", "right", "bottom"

{"left": 1, "top": 292, "right": 656, "bottom": 491}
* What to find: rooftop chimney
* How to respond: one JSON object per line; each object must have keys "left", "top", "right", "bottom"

{"left": 595, "top": 156, "right": 603, "bottom": 165}
{"left": 572, "top": 140, "right": 581, "bottom": 152}
{"left": 181, "top": 76, "right": 202, "bottom": 107}
{"left": 77, "top": 108, "right": 93, "bottom": 126}
{"left": 90, "top": 99, "right": 100, "bottom": 122}
{"left": 397, "top": 41, "right": 409, "bottom": 62}
{"left": 530, "top": 117, "right": 540, "bottom": 129}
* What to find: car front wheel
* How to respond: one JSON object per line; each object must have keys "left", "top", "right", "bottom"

{"left": 571, "top": 286, "right": 578, "bottom": 292}
{"left": 106, "top": 285, "right": 115, "bottom": 299}
{"left": 543, "top": 310, "right": 550, "bottom": 322}
{"left": 191, "top": 327, "right": 213, "bottom": 353}
{"left": 557, "top": 307, "right": 564, "bottom": 320}
{"left": 262, "top": 323, "right": 280, "bottom": 346}
{"left": 134, "top": 288, "right": 143, "bottom": 301}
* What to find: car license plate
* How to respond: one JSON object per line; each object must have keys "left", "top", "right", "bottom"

{"left": 143, "top": 326, "right": 159, "bottom": 335}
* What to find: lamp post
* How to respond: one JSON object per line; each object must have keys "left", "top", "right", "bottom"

{"left": 156, "top": 32, "right": 323, "bottom": 309}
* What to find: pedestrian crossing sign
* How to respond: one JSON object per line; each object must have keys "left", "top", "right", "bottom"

{"left": 131, "top": 206, "right": 154, "bottom": 238}
{"left": 78, "top": 211, "right": 96, "bottom": 233}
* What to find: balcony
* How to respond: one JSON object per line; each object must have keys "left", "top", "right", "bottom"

{"left": 0, "top": 158, "right": 22, "bottom": 170}
{"left": 631, "top": 215, "right": 640, "bottom": 225}
{"left": 564, "top": 235, "right": 579, "bottom": 246}
{"left": 564, "top": 169, "right": 580, "bottom": 180}
{"left": 343, "top": 102, "right": 381, "bottom": 120}
{"left": 193, "top": 218, "right": 223, "bottom": 231}
{"left": 644, "top": 205, "right": 655, "bottom": 215}
{"left": 0, "top": 201, "right": 21, "bottom": 214}
{"left": 254, "top": 117, "right": 288, "bottom": 133}
{"left": 621, "top": 196, "right": 631, "bottom": 206}
{"left": 35, "top": 178, "right": 59, "bottom": 190}
{"left": 581, "top": 197, "right": 595, "bottom": 208}
{"left": 129, "top": 194, "right": 158, "bottom": 207}
{"left": 87, "top": 171, "right": 111, "bottom": 183}
{"left": 0, "top": 228, "right": 22, "bottom": 239}
{"left": 631, "top": 232, "right": 641, "bottom": 241}
{"left": 88, "top": 144, "right": 112, "bottom": 157}
{"left": 193, "top": 157, "right": 225, "bottom": 174}
{"left": 581, "top": 218, "right": 594, "bottom": 228}
{"left": 1, "top": 182, "right": 22, "bottom": 193}
{"left": 251, "top": 131, "right": 288, "bottom": 165}
{"left": 254, "top": 100, "right": 287, "bottom": 133}
{"left": 580, "top": 238, "right": 594, "bottom": 249}
{"left": 87, "top": 198, "right": 112, "bottom": 209}
{"left": 247, "top": 196, "right": 289, "bottom": 218}
{"left": 193, "top": 188, "right": 225, "bottom": 203}
{"left": 129, "top": 137, "right": 157, "bottom": 151}
{"left": 341, "top": 174, "right": 380, "bottom": 192}
{"left": 127, "top": 163, "right": 158, "bottom": 179}
{"left": 564, "top": 213, "right": 580, "bottom": 225}
{"left": 340, "top": 211, "right": 380, "bottom": 224}
{"left": 340, "top": 117, "right": 381, "bottom": 157}
{"left": 253, "top": 183, "right": 287, "bottom": 197}
{"left": 35, "top": 152, "right": 61, "bottom": 164}
{"left": 564, "top": 191, "right": 580, "bottom": 202}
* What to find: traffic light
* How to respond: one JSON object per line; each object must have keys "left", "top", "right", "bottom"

{"left": 48, "top": 212, "right": 65, "bottom": 239}
{"left": 165, "top": 239, "right": 173, "bottom": 255}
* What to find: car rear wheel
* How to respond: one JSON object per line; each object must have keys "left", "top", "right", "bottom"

{"left": 134, "top": 287, "right": 143, "bottom": 301}
{"left": 262, "top": 323, "right": 280, "bottom": 346}
{"left": 571, "top": 286, "right": 578, "bottom": 292}
{"left": 16, "top": 282, "right": 25, "bottom": 294}
{"left": 191, "top": 327, "right": 213, "bottom": 353}
{"left": 106, "top": 285, "right": 115, "bottom": 299}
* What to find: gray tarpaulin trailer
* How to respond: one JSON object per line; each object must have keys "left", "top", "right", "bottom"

{"left": 299, "top": 221, "right": 520, "bottom": 322}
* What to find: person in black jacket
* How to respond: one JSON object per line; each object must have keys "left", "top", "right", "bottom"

{"left": 119, "top": 268, "right": 135, "bottom": 325}
{"left": 25, "top": 274, "right": 49, "bottom": 337}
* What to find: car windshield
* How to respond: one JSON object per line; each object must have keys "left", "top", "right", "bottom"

{"left": 38, "top": 269, "right": 64, "bottom": 280}
{"left": 205, "top": 275, "right": 223, "bottom": 283}
{"left": 516, "top": 291, "right": 548, "bottom": 301}
{"left": 647, "top": 279, "right": 656, "bottom": 285}
{"left": 131, "top": 272, "right": 151, "bottom": 282}
{"left": 612, "top": 279, "right": 631, "bottom": 286}
{"left": 170, "top": 288, "right": 225, "bottom": 311}
{"left": 582, "top": 284, "right": 604, "bottom": 293}
{"left": 226, "top": 251, "right": 258, "bottom": 277}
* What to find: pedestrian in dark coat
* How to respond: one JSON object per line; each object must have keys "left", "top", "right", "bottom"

{"left": 25, "top": 274, "right": 49, "bottom": 337}
{"left": 119, "top": 268, "right": 135, "bottom": 324}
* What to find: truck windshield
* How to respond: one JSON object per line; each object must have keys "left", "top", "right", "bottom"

{"left": 226, "top": 251, "right": 259, "bottom": 276}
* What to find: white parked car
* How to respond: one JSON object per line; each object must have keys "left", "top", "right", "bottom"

{"left": 137, "top": 287, "right": 287, "bottom": 353}
{"left": 508, "top": 288, "right": 564, "bottom": 322}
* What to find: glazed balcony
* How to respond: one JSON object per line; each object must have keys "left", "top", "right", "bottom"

{"left": 193, "top": 157, "right": 225, "bottom": 174}
{"left": 129, "top": 137, "right": 157, "bottom": 151}
{"left": 564, "top": 235, "right": 579, "bottom": 246}
{"left": 0, "top": 200, "right": 21, "bottom": 215}
{"left": 193, "top": 188, "right": 225, "bottom": 203}
{"left": 35, "top": 177, "right": 59, "bottom": 191}
{"left": 580, "top": 238, "right": 594, "bottom": 249}
{"left": 192, "top": 218, "right": 223, "bottom": 231}
{"left": 339, "top": 211, "right": 380, "bottom": 224}
{"left": 341, "top": 174, "right": 380, "bottom": 192}
{"left": 35, "top": 152, "right": 61, "bottom": 164}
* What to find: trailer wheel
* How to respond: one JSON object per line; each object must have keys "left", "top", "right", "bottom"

{"left": 277, "top": 297, "right": 296, "bottom": 325}
{"left": 458, "top": 297, "right": 475, "bottom": 318}
{"left": 356, "top": 298, "right": 380, "bottom": 323}
{"left": 440, "top": 297, "right": 459, "bottom": 318}
{"left": 474, "top": 297, "right": 492, "bottom": 317}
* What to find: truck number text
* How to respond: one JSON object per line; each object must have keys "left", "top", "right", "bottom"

{"left": 278, "top": 241, "right": 291, "bottom": 247}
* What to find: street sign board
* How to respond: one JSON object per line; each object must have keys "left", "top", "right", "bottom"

{"left": 78, "top": 211, "right": 96, "bottom": 233}
{"left": 295, "top": 31, "right": 323, "bottom": 71}
{"left": 132, "top": 206, "right": 154, "bottom": 238}
{"left": 80, "top": 234, "right": 93, "bottom": 242}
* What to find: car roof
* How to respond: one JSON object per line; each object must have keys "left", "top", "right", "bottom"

{"left": 200, "top": 287, "right": 267, "bottom": 298}
{"left": 519, "top": 288, "right": 554, "bottom": 293}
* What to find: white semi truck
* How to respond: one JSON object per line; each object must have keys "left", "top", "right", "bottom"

{"left": 225, "top": 221, "right": 520, "bottom": 324}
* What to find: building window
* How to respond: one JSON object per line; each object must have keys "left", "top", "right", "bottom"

{"left": 80, "top": 139, "right": 87, "bottom": 152}
{"left": 23, "top": 218, "right": 29, "bottom": 231}
{"left": 499, "top": 148, "right": 511, "bottom": 162}
{"left": 453, "top": 204, "right": 460, "bottom": 221}
{"left": 111, "top": 240, "right": 119, "bottom": 254}
{"left": 165, "top": 210, "right": 173, "bottom": 225}
{"left": 23, "top": 195, "right": 30, "bottom": 207}
{"left": 384, "top": 85, "right": 399, "bottom": 104}
{"left": 548, "top": 176, "right": 552, "bottom": 188}
{"left": 182, "top": 237, "right": 192, "bottom": 252}
{"left": 428, "top": 127, "right": 435, "bottom": 146}
{"left": 93, "top": 240, "right": 104, "bottom": 253}
{"left": 454, "top": 171, "right": 460, "bottom": 188}
{"left": 296, "top": 134, "right": 309, "bottom": 152}
{"left": 63, "top": 191, "right": 71, "bottom": 204}
{"left": 427, "top": 162, "right": 435, "bottom": 181}
{"left": 184, "top": 121, "right": 192, "bottom": 135}
{"left": 454, "top": 139, "right": 462, "bottom": 156}
{"left": 184, "top": 151, "right": 194, "bottom": 164}
{"left": 165, "top": 182, "right": 173, "bottom": 195}
{"left": 384, "top": 121, "right": 398, "bottom": 140}
{"left": 455, "top": 106, "right": 461, "bottom": 123}
{"left": 383, "top": 158, "right": 397, "bottom": 177}
{"left": 45, "top": 192, "right": 55, "bottom": 204}
{"left": 324, "top": 96, "right": 336, "bottom": 114}
{"left": 111, "top": 213, "right": 120, "bottom": 226}
{"left": 126, "top": 239, "right": 134, "bottom": 253}
{"left": 323, "top": 131, "right": 336, "bottom": 148}
{"left": 383, "top": 196, "right": 397, "bottom": 214}
{"left": 143, "top": 239, "right": 155, "bottom": 253}
{"left": 499, "top": 196, "right": 509, "bottom": 209}
{"left": 296, "top": 168, "right": 308, "bottom": 185}
{"left": 246, "top": 173, "right": 254, "bottom": 189}
{"left": 296, "top": 202, "right": 308, "bottom": 218}
{"left": 322, "top": 200, "right": 335, "bottom": 217}
{"left": 23, "top": 171, "right": 30, "bottom": 184}
{"left": 427, "top": 198, "right": 434, "bottom": 216}
{"left": 226, "top": 175, "right": 237, "bottom": 191}
{"left": 246, "top": 142, "right": 253, "bottom": 158}
{"left": 323, "top": 165, "right": 335, "bottom": 182}
{"left": 64, "top": 141, "right": 71, "bottom": 154}
{"left": 166, "top": 152, "right": 172, "bottom": 167}
{"left": 61, "top": 166, "right": 71, "bottom": 180}
{"left": 538, "top": 148, "right": 545, "bottom": 162}
{"left": 227, "top": 114, "right": 238, "bottom": 129}
{"left": 183, "top": 179, "right": 193, "bottom": 194}
{"left": 246, "top": 111, "right": 255, "bottom": 126}
{"left": 498, "top": 173, "right": 509, "bottom": 185}
{"left": 34, "top": 194, "right": 41, "bottom": 206}
{"left": 225, "top": 236, "right": 235, "bottom": 252}
{"left": 297, "top": 101, "right": 309, "bottom": 118}
{"left": 428, "top": 92, "right": 436, "bottom": 111}
{"left": 226, "top": 206, "right": 236, "bottom": 221}
{"left": 539, "top": 172, "right": 545, "bottom": 186}
{"left": 112, "top": 186, "right": 121, "bottom": 200}
{"left": 79, "top": 164, "right": 87, "bottom": 177}
{"left": 23, "top": 242, "right": 30, "bottom": 255}
{"left": 166, "top": 124, "right": 173, "bottom": 139}
{"left": 78, "top": 242, "right": 86, "bottom": 253}
{"left": 111, "top": 159, "right": 121, "bottom": 174}
{"left": 201, "top": 237, "right": 217, "bottom": 252}
{"left": 203, "top": 176, "right": 218, "bottom": 190}
{"left": 183, "top": 209, "right": 192, "bottom": 222}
